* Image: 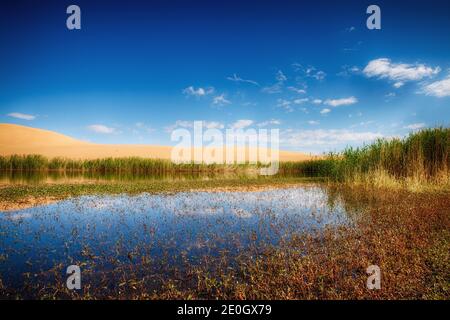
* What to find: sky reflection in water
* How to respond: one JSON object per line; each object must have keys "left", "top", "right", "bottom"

{"left": 0, "top": 186, "right": 351, "bottom": 286}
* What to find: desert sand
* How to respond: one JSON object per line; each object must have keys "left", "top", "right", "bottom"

{"left": 0, "top": 123, "right": 313, "bottom": 162}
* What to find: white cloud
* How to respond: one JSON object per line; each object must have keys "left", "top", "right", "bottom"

{"left": 337, "top": 65, "right": 360, "bottom": 77}
{"left": 287, "top": 86, "right": 307, "bottom": 94}
{"left": 226, "top": 74, "right": 259, "bottom": 86}
{"left": 257, "top": 119, "right": 281, "bottom": 127}
{"left": 204, "top": 121, "right": 225, "bottom": 129}
{"left": 312, "top": 99, "right": 322, "bottom": 105}
{"left": 324, "top": 96, "right": 358, "bottom": 107}
{"left": 422, "top": 76, "right": 450, "bottom": 97}
{"left": 135, "top": 122, "right": 155, "bottom": 133}
{"left": 343, "top": 41, "right": 363, "bottom": 52}
{"left": 292, "top": 63, "right": 327, "bottom": 80}
{"left": 350, "top": 120, "right": 375, "bottom": 128}
{"left": 277, "top": 99, "right": 294, "bottom": 112}
{"left": 262, "top": 70, "right": 287, "bottom": 94}
{"left": 320, "top": 108, "right": 331, "bottom": 115}
{"left": 182, "top": 86, "right": 214, "bottom": 97}
{"left": 312, "top": 70, "right": 326, "bottom": 81}
{"left": 363, "top": 58, "right": 440, "bottom": 87}
{"left": 275, "top": 70, "right": 287, "bottom": 82}
{"left": 262, "top": 83, "right": 282, "bottom": 94}
{"left": 7, "top": 112, "right": 36, "bottom": 120}
{"left": 88, "top": 124, "right": 116, "bottom": 134}
{"left": 164, "top": 120, "right": 192, "bottom": 132}
{"left": 384, "top": 92, "right": 397, "bottom": 102}
{"left": 212, "top": 94, "right": 231, "bottom": 106}
{"left": 293, "top": 98, "right": 309, "bottom": 104}
{"left": 165, "top": 120, "right": 224, "bottom": 132}
{"left": 404, "top": 123, "right": 425, "bottom": 130}
{"left": 281, "top": 129, "right": 383, "bottom": 147}
{"left": 308, "top": 120, "right": 320, "bottom": 125}
{"left": 230, "top": 119, "right": 254, "bottom": 130}
{"left": 348, "top": 112, "right": 363, "bottom": 118}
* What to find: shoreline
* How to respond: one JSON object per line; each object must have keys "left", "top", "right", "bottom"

{"left": 0, "top": 178, "right": 319, "bottom": 212}
{"left": 2, "top": 176, "right": 449, "bottom": 212}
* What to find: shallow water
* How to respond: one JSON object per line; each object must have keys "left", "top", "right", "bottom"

{"left": 0, "top": 186, "right": 352, "bottom": 291}
{"left": 0, "top": 170, "right": 261, "bottom": 185}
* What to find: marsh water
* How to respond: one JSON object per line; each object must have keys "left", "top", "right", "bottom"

{"left": 0, "top": 170, "right": 262, "bottom": 185}
{"left": 0, "top": 183, "right": 360, "bottom": 291}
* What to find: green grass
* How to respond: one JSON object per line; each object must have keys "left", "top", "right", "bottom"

{"left": 0, "top": 155, "right": 296, "bottom": 175}
{"left": 0, "top": 155, "right": 251, "bottom": 173}
{"left": 282, "top": 127, "right": 450, "bottom": 187}
{"left": 1, "top": 127, "right": 449, "bottom": 188}
{"left": 0, "top": 176, "right": 320, "bottom": 205}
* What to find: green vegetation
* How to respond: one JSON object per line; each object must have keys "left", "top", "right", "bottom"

{"left": 0, "top": 176, "right": 319, "bottom": 210}
{"left": 283, "top": 127, "right": 450, "bottom": 188}
{"left": 2, "top": 128, "right": 448, "bottom": 186}
{"left": 0, "top": 155, "right": 271, "bottom": 173}
{"left": 0, "top": 128, "right": 448, "bottom": 300}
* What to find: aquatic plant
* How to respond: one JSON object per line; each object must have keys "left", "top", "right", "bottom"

{"left": 281, "top": 127, "right": 450, "bottom": 186}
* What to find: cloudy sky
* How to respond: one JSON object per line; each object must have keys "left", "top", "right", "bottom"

{"left": 1, "top": 0, "right": 449, "bottom": 154}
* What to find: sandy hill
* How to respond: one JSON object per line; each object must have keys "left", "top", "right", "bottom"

{"left": 0, "top": 123, "right": 313, "bottom": 162}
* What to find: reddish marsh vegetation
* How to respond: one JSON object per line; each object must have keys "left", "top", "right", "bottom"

{"left": 141, "top": 187, "right": 449, "bottom": 300}
{"left": 0, "top": 186, "right": 448, "bottom": 300}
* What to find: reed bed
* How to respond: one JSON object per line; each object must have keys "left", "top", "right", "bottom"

{"left": 0, "top": 155, "right": 262, "bottom": 174}
{"left": 0, "top": 127, "right": 448, "bottom": 187}
{"left": 0, "top": 155, "right": 323, "bottom": 176}
{"left": 282, "top": 127, "right": 450, "bottom": 186}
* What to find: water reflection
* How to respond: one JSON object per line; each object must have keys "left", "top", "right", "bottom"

{"left": 0, "top": 170, "right": 263, "bottom": 185}
{"left": 0, "top": 186, "right": 352, "bottom": 292}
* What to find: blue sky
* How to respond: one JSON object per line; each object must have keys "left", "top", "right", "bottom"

{"left": 1, "top": 0, "right": 449, "bottom": 154}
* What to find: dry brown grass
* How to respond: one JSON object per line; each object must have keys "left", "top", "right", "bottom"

{"left": 156, "top": 187, "right": 449, "bottom": 300}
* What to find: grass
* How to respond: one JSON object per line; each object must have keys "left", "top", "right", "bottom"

{"left": 282, "top": 127, "right": 450, "bottom": 189}
{"left": 0, "top": 155, "right": 270, "bottom": 173}
{"left": 0, "top": 176, "right": 320, "bottom": 210}
{"left": 1, "top": 127, "right": 448, "bottom": 188}
{"left": 0, "top": 127, "right": 448, "bottom": 205}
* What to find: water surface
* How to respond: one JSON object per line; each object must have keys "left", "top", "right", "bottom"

{"left": 0, "top": 186, "right": 353, "bottom": 290}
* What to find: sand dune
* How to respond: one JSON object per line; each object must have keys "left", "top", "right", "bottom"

{"left": 0, "top": 123, "right": 313, "bottom": 162}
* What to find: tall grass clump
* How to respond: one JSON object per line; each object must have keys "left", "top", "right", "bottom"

{"left": 277, "top": 127, "right": 449, "bottom": 187}
{"left": 279, "top": 157, "right": 338, "bottom": 177}
{"left": 341, "top": 127, "right": 449, "bottom": 185}
{"left": 292, "top": 127, "right": 449, "bottom": 186}
{"left": 0, "top": 155, "right": 264, "bottom": 174}
{"left": 0, "top": 155, "right": 49, "bottom": 171}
